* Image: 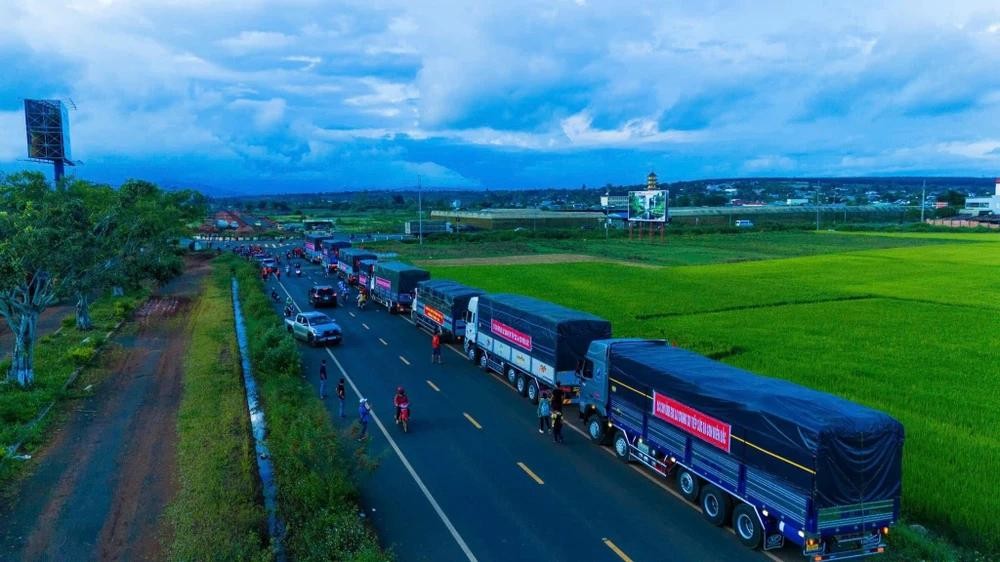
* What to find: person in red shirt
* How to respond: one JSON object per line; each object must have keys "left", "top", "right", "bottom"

{"left": 431, "top": 331, "right": 442, "bottom": 364}
{"left": 394, "top": 387, "right": 408, "bottom": 424}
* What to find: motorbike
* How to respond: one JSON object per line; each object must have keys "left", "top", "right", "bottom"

{"left": 398, "top": 403, "right": 410, "bottom": 432}
{"left": 295, "top": 266, "right": 302, "bottom": 277}
{"left": 283, "top": 305, "right": 293, "bottom": 317}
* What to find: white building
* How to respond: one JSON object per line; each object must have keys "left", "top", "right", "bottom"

{"left": 963, "top": 179, "right": 1000, "bottom": 216}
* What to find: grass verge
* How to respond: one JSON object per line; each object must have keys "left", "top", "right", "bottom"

{"left": 222, "top": 254, "right": 391, "bottom": 562}
{"left": 0, "top": 289, "right": 147, "bottom": 491}
{"left": 166, "top": 261, "right": 269, "bottom": 561}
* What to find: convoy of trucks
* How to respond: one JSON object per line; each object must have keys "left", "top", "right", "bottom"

{"left": 411, "top": 280, "right": 483, "bottom": 341}
{"left": 369, "top": 261, "right": 430, "bottom": 313}
{"left": 291, "top": 233, "right": 904, "bottom": 560}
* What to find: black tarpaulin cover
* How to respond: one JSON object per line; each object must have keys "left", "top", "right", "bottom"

{"left": 373, "top": 261, "right": 430, "bottom": 294}
{"left": 479, "top": 294, "right": 611, "bottom": 371}
{"left": 417, "top": 280, "right": 483, "bottom": 316}
{"left": 338, "top": 248, "right": 377, "bottom": 268}
{"left": 607, "top": 340, "right": 903, "bottom": 508}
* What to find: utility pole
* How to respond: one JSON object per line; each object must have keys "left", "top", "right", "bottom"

{"left": 417, "top": 175, "right": 423, "bottom": 245}
{"left": 920, "top": 180, "right": 926, "bottom": 222}
{"left": 815, "top": 184, "right": 821, "bottom": 231}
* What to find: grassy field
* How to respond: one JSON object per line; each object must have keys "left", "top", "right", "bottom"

{"left": 367, "top": 230, "right": 972, "bottom": 267}
{"left": 425, "top": 235, "right": 1000, "bottom": 554}
{"left": 167, "top": 262, "right": 268, "bottom": 560}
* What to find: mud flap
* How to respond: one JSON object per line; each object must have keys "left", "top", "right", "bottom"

{"left": 764, "top": 533, "right": 784, "bottom": 550}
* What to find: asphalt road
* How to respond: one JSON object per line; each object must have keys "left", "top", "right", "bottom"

{"left": 258, "top": 245, "right": 791, "bottom": 562}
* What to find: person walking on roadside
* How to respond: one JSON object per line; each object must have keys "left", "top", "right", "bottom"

{"left": 551, "top": 410, "right": 565, "bottom": 444}
{"left": 358, "top": 398, "right": 372, "bottom": 440}
{"left": 537, "top": 392, "right": 551, "bottom": 433}
{"left": 431, "top": 330, "right": 442, "bottom": 364}
{"left": 318, "top": 359, "right": 328, "bottom": 398}
{"left": 550, "top": 386, "right": 564, "bottom": 414}
{"left": 336, "top": 378, "right": 346, "bottom": 417}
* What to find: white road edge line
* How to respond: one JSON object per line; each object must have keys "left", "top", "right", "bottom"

{"left": 324, "top": 348, "right": 478, "bottom": 562}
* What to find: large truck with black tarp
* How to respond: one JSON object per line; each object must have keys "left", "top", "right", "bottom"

{"left": 464, "top": 294, "right": 611, "bottom": 403}
{"left": 357, "top": 259, "right": 377, "bottom": 290}
{"left": 320, "top": 240, "right": 351, "bottom": 274}
{"left": 412, "top": 280, "right": 483, "bottom": 342}
{"left": 577, "top": 339, "right": 903, "bottom": 560}
{"left": 369, "top": 261, "right": 430, "bottom": 314}
{"left": 337, "top": 248, "right": 377, "bottom": 285}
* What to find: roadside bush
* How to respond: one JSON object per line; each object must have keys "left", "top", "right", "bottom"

{"left": 66, "top": 345, "right": 96, "bottom": 366}
{"left": 255, "top": 326, "right": 301, "bottom": 378}
{"left": 61, "top": 316, "right": 76, "bottom": 329}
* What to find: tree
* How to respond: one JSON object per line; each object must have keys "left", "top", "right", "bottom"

{"left": 0, "top": 172, "right": 78, "bottom": 386}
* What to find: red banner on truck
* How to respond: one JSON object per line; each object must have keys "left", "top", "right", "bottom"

{"left": 652, "top": 391, "right": 731, "bottom": 453}
{"left": 375, "top": 276, "right": 391, "bottom": 290}
{"left": 490, "top": 319, "right": 532, "bottom": 351}
{"left": 424, "top": 305, "right": 444, "bottom": 325}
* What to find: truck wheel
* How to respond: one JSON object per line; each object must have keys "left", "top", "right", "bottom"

{"left": 465, "top": 343, "right": 477, "bottom": 362}
{"left": 732, "top": 504, "right": 763, "bottom": 549}
{"left": 527, "top": 381, "right": 539, "bottom": 404}
{"left": 506, "top": 367, "right": 517, "bottom": 386}
{"left": 587, "top": 416, "right": 610, "bottom": 445}
{"left": 677, "top": 468, "right": 700, "bottom": 503}
{"left": 613, "top": 431, "right": 630, "bottom": 462}
{"left": 479, "top": 353, "right": 489, "bottom": 371}
{"left": 515, "top": 374, "right": 528, "bottom": 396}
{"left": 700, "top": 485, "right": 731, "bottom": 527}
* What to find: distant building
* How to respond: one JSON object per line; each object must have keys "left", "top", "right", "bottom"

{"left": 647, "top": 171, "right": 658, "bottom": 190}
{"left": 404, "top": 220, "right": 449, "bottom": 235}
{"left": 963, "top": 179, "right": 1000, "bottom": 216}
{"left": 786, "top": 198, "right": 810, "bottom": 206}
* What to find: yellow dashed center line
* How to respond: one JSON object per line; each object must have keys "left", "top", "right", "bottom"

{"left": 426, "top": 380, "right": 440, "bottom": 392}
{"left": 399, "top": 356, "right": 411, "bottom": 366}
{"left": 379, "top": 337, "right": 388, "bottom": 346}
{"left": 516, "top": 462, "right": 544, "bottom": 485}
{"left": 463, "top": 412, "right": 482, "bottom": 429}
{"left": 602, "top": 538, "right": 633, "bottom": 562}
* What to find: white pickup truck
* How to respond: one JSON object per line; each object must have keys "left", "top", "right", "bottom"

{"left": 285, "top": 311, "right": 342, "bottom": 346}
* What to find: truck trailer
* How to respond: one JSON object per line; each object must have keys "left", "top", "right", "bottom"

{"left": 370, "top": 261, "right": 430, "bottom": 314}
{"left": 357, "top": 259, "right": 377, "bottom": 290}
{"left": 577, "top": 339, "right": 903, "bottom": 560}
{"left": 337, "top": 248, "right": 377, "bottom": 284}
{"left": 412, "top": 280, "right": 483, "bottom": 342}
{"left": 464, "top": 294, "right": 611, "bottom": 403}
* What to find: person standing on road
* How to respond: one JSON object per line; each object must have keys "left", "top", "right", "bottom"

{"left": 336, "top": 378, "right": 346, "bottom": 417}
{"left": 431, "top": 330, "right": 442, "bottom": 364}
{"left": 550, "top": 386, "right": 564, "bottom": 414}
{"left": 537, "top": 392, "right": 551, "bottom": 433}
{"left": 551, "top": 410, "right": 564, "bottom": 443}
{"left": 358, "top": 398, "right": 372, "bottom": 440}
{"left": 319, "top": 359, "right": 328, "bottom": 398}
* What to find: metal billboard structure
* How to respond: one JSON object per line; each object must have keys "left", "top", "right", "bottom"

{"left": 24, "top": 99, "right": 74, "bottom": 181}
{"left": 627, "top": 189, "right": 669, "bottom": 222}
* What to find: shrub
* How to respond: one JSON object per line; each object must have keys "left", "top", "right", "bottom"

{"left": 67, "top": 345, "right": 97, "bottom": 366}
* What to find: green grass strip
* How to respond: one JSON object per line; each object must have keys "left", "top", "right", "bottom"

{"left": 222, "top": 254, "right": 391, "bottom": 562}
{"left": 166, "top": 261, "right": 269, "bottom": 561}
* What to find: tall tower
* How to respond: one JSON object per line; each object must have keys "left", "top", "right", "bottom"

{"left": 647, "top": 171, "right": 658, "bottom": 191}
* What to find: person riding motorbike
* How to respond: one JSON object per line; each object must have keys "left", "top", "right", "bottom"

{"left": 394, "top": 387, "right": 409, "bottom": 424}
{"left": 283, "top": 304, "right": 293, "bottom": 317}
{"left": 285, "top": 264, "right": 290, "bottom": 274}
{"left": 270, "top": 288, "right": 279, "bottom": 302}
{"left": 356, "top": 288, "right": 368, "bottom": 309}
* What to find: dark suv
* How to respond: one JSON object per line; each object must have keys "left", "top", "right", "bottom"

{"left": 308, "top": 285, "right": 338, "bottom": 308}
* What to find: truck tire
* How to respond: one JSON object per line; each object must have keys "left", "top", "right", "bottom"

{"left": 700, "top": 485, "right": 731, "bottom": 527}
{"left": 677, "top": 468, "right": 700, "bottom": 503}
{"left": 527, "top": 380, "right": 540, "bottom": 404}
{"left": 506, "top": 367, "right": 518, "bottom": 386}
{"left": 465, "top": 343, "right": 477, "bottom": 362}
{"left": 515, "top": 374, "right": 528, "bottom": 396}
{"left": 587, "top": 416, "right": 610, "bottom": 445}
{"left": 613, "top": 430, "right": 630, "bottom": 463}
{"left": 479, "top": 353, "right": 490, "bottom": 371}
{"left": 732, "top": 503, "right": 763, "bottom": 549}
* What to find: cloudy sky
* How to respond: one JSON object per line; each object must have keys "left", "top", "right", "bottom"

{"left": 2, "top": 1, "right": 1000, "bottom": 193}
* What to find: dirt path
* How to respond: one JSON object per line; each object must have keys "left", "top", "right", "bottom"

{"left": 0, "top": 257, "right": 212, "bottom": 562}
{"left": 415, "top": 252, "right": 657, "bottom": 268}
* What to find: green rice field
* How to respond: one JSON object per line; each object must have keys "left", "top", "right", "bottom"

{"left": 425, "top": 233, "right": 1000, "bottom": 553}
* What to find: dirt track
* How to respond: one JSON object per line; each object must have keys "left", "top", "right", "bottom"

{"left": 0, "top": 257, "right": 211, "bottom": 562}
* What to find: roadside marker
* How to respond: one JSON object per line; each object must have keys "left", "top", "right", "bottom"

{"left": 399, "top": 356, "right": 411, "bottom": 365}
{"left": 516, "top": 462, "right": 544, "bottom": 485}
{"left": 362, "top": 323, "right": 370, "bottom": 330}
{"left": 463, "top": 412, "right": 482, "bottom": 429}
{"left": 602, "top": 538, "right": 633, "bottom": 562}
{"left": 379, "top": 337, "right": 388, "bottom": 346}
{"left": 426, "top": 380, "right": 440, "bottom": 392}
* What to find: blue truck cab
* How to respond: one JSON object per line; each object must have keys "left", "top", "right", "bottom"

{"left": 578, "top": 339, "right": 903, "bottom": 560}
